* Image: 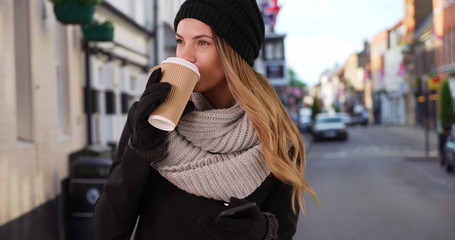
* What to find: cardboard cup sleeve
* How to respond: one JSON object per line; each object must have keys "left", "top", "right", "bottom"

{"left": 148, "top": 57, "right": 200, "bottom": 131}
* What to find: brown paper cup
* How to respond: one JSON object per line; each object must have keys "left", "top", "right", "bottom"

{"left": 148, "top": 57, "right": 200, "bottom": 131}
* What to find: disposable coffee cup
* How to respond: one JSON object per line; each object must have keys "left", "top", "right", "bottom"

{"left": 148, "top": 57, "right": 200, "bottom": 131}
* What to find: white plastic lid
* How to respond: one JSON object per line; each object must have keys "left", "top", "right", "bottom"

{"left": 162, "top": 57, "right": 200, "bottom": 78}
{"left": 148, "top": 115, "right": 176, "bottom": 131}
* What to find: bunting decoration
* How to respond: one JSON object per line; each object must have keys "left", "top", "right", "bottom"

{"left": 261, "top": 0, "right": 280, "bottom": 29}
{"left": 432, "top": 31, "right": 443, "bottom": 41}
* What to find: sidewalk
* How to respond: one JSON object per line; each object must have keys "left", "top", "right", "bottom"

{"left": 373, "top": 125, "right": 439, "bottom": 154}
{"left": 376, "top": 126, "right": 439, "bottom": 157}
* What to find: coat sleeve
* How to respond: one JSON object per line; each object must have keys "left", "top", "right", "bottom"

{"left": 93, "top": 102, "right": 163, "bottom": 240}
{"left": 261, "top": 178, "right": 299, "bottom": 240}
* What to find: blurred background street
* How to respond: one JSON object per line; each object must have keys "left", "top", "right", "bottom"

{"left": 297, "top": 126, "right": 453, "bottom": 240}
{"left": 1, "top": 0, "right": 454, "bottom": 239}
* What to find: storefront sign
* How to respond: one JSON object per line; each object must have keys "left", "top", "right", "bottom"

{"left": 427, "top": 75, "right": 441, "bottom": 90}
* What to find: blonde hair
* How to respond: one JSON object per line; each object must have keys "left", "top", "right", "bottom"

{"left": 214, "top": 35, "right": 321, "bottom": 214}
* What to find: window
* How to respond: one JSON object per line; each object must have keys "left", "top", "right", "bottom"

{"left": 130, "top": 75, "right": 138, "bottom": 91}
{"left": 266, "top": 64, "right": 284, "bottom": 78}
{"left": 55, "top": 24, "right": 71, "bottom": 135}
{"left": 263, "top": 40, "right": 284, "bottom": 61}
{"left": 121, "top": 93, "right": 132, "bottom": 113}
{"left": 85, "top": 88, "right": 99, "bottom": 113}
{"left": 14, "top": 0, "right": 33, "bottom": 142}
{"left": 105, "top": 90, "right": 116, "bottom": 114}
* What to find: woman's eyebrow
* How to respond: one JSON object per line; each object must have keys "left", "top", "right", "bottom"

{"left": 175, "top": 33, "right": 213, "bottom": 39}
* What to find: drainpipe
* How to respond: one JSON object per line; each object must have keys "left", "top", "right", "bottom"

{"left": 84, "top": 40, "right": 92, "bottom": 145}
{"left": 153, "top": 0, "right": 159, "bottom": 65}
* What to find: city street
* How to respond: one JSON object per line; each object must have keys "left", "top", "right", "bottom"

{"left": 295, "top": 127, "right": 455, "bottom": 240}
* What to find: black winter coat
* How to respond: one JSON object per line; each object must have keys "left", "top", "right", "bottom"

{"left": 93, "top": 105, "right": 299, "bottom": 240}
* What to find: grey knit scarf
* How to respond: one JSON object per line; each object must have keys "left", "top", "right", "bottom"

{"left": 153, "top": 93, "right": 270, "bottom": 202}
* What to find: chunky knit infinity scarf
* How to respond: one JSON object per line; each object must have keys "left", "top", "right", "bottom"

{"left": 153, "top": 93, "right": 270, "bottom": 202}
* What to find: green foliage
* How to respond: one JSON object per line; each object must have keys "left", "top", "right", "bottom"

{"left": 103, "top": 20, "right": 113, "bottom": 26}
{"left": 288, "top": 68, "right": 307, "bottom": 107}
{"left": 438, "top": 79, "right": 455, "bottom": 130}
{"left": 416, "top": 77, "right": 422, "bottom": 86}
{"left": 310, "top": 97, "right": 320, "bottom": 121}
{"left": 288, "top": 68, "right": 307, "bottom": 89}
{"left": 49, "top": 0, "right": 101, "bottom": 6}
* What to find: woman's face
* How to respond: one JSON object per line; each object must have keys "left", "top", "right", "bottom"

{"left": 175, "top": 18, "right": 226, "bottom": 95}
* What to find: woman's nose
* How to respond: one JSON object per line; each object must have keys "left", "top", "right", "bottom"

{"left": 178, "top": 46, "right": 196, "bottom": 63}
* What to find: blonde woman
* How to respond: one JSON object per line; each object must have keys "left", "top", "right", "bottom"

{"left": 94, "top": 0, "right": 319, "bottom": 239}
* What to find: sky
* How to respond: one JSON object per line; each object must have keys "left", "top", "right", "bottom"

{"left": 274, "top": 0, "right": 405, "bottom": 87}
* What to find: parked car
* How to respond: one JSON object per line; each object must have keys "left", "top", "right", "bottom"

{"left": 298, "top": 115, "right": 313, "bottom": 133}
{"left": 298, "top": 107, "right": 313, "bottom": 132}
{"left": 441, "top": 125, "right": 455, "bottom": 173}
{"left": 312, "top": 113, "right": 348, "bottom": 141}
{"left": 336, "top": 112, "right": 354, "bottom": 126}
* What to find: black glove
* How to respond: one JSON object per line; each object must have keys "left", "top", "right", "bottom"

{"left": 130, "top": 67, "right": 171, "bottom": 151}
{"left": 197, "top": 198, "right": 268, "bottom": 240}
{"left": 130, "top": 67, "right": 195, "bottom": 152}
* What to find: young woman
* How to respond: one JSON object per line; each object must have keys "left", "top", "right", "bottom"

{"left": 93, "top": 0, "right": 319, "bottom": 239}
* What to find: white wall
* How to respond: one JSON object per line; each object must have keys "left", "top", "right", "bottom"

{"left": 0, "top": 0, "right": 85, "bottom": 225}
{"left": 384, "top": 46, "right": 404, "bottom": 92}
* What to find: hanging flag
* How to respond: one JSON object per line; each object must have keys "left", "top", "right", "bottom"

{"left": 261, "top": 0, "right": 281, "bottom": 29}
{"left": 363, "top": 70, "right": 370, "bottom": 81}
{"left": 432, "top": 31, "right": 443, "bottom": 41}
{"left": 397, "top": 63, "right": 406, "bottom": 77}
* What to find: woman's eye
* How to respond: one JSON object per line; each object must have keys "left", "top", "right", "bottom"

{"left": 198, "top": 40, "right": 209, "bottom": 45}
{"left": 176, "top": 39, "right": 184, "bottom": 44}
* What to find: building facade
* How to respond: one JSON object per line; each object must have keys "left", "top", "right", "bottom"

{"left": 0, "top": 0, "right": 158, "bottom": 238}
{"left": 383, "top": 20, "right": 407, "bottom": 125}
{"left": 433, "top": 0, "right": 455, "bottom": 132}
{"left": 1, "top": 0, "right": 86, "bottom": 238}
{"left": 414, "top": 12, "right": 437, "bottom": 128}
{"left": 370, "top": 30, "right": 389, "bottom": 124}
{"left": 84, "top": 0, "right": 156, "bottom": 147}
{"left": 343, "top": 41, "right": 372, "bottom": 119}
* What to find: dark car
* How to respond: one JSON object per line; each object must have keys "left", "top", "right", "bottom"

{"left": 442, "top": 125, "right": 455, "bottom": 173}
{"left": 298, "top": 115, "right": 313, "bottom": 133}
{"left": 312, "top": 113, "right": 348, "bottom": 141}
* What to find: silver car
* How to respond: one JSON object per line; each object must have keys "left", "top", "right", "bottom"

{"left": 312, "top": 113, "right": 348, "bottom": 141}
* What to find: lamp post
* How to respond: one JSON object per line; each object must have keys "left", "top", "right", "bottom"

{"left": 423, "top": 79, "right": 429, "bottom": 157}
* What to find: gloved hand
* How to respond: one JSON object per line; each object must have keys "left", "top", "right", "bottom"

{"left": 197, "top": 198, "right": 268, "bottom": 240}
{"left": 130, "top": 67, "right": 170, "bottom": 152}
{"left": 130, "top": 67, "right": 195, "bottom": 152}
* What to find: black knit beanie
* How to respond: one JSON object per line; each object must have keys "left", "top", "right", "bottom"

{"left": 174, "top": 0, "right": 265, "bottom": 66}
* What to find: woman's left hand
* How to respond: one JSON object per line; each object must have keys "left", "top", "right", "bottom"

{"left": 197, "top": 198, "right": 276, "bottom": 240}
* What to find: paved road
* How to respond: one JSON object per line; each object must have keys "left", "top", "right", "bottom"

{"left": 294, "top": 127, "right": 455, "bottom": 240}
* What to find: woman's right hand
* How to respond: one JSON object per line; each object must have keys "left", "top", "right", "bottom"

{"left": 130, "top": 67, "right": 171, "bottom": 151}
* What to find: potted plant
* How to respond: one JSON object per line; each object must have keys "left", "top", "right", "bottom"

{"left": 50, "top": 0, "right": 100, "bottom": 24}
{"left": 82, "top": 20, "right": 114, "bottom": 42}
